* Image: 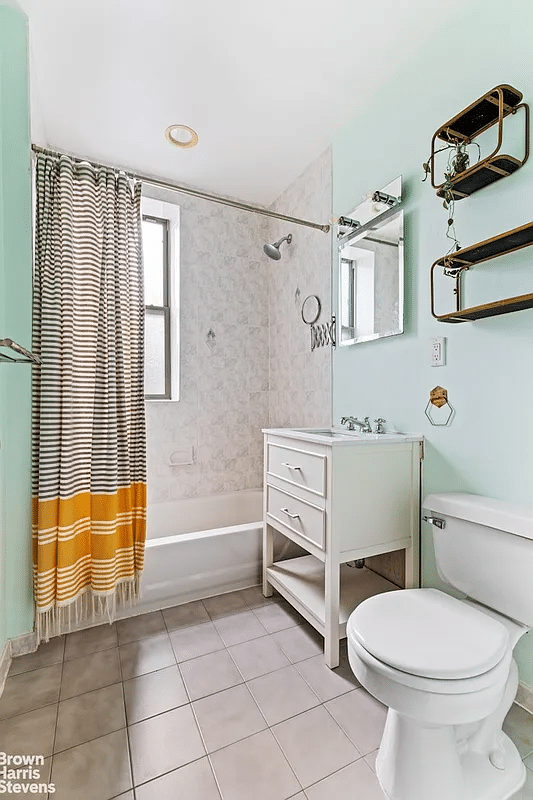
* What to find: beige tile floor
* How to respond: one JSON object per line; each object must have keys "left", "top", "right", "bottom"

{"left": 0, "top": 587, "right": 532, "bottom": 799}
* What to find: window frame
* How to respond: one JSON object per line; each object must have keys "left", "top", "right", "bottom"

{"left": 341, "top": 256, "right": 356, "bottom": 335}
{"left": 142, "top": 195, "right": 180, "bottom": 401}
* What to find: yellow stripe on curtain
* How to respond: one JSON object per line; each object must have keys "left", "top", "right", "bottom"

{"left": 32, "top": 153, "right": 147, "bottom": 641}
{"left": 32, "top": 482, "right": 146, "bottom": 608}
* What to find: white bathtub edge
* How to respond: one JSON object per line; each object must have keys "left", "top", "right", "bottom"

{"left": 145, "top": 521, "right": 263, "bottom": 549}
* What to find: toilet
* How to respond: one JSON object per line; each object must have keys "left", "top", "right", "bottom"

{"left": 346, "top": 492, "right": 533, "bottom": 800}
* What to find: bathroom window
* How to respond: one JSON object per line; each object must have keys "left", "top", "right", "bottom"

{"left": 142, "top": 196, "right": 180, "bottom": 400}
{"left": 340, "top": 257, "right": 356, "bottom": 337}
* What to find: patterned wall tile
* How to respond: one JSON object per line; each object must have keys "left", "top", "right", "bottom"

{"left": 147, "top": 148, "right": 332, "bottom": 503}
{"left": 267, "top": 148, "right": 332, "bottom": 429}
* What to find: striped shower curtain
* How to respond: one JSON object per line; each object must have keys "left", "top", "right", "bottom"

{"left": 32, "top": 153, "right": 147, "bottom": 641}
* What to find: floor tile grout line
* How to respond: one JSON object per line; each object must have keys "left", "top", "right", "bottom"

{"left": 161, "top": 597, "right": 211, "bottom": 635}
{"left": 298, "top": 752, "right": 368, "bottom": 794}
{"left": 118, "top": 630, "right": 173, "bottom": 654}
{"left": 186, "top": 681, "right": 249, "bottom": 800}
{"left": 50, "top": 685, "right": 128, "bottom": 757}
{"left": 259, "top": 714, "right": 306, "bottom": 795}
{"left": 170, "top": 641, "right": 227, "bottom": 668}
{"left": 268, "top": 709, "right": 367, "bottom": 794}
{"left": 59, "top": 669, "right": 125, "bottom": 704}
{"left": 205, "top": 751, "right": 225, "bottom": 800}
{"left": 4, "top": 654, "right": 64, "bottom": 680}
{"left": 63, "top": 622, "right": 118, "bottom": 662}
{"left": 189, "top": 679, "right": 272, "bottom": 749}
{"left": 244, "top": 664, "right": 323, "bottom": 718}
{"left": 130, "top": 752, "right": 211, "bottom": 792}
{"left": 178, "top": 628, "right": 276, "bottom": 664}
{"left": 0, "top": 697, "right": 61, "bottom": 724}
{"left": 175, "top": 657, "right": 195, "bottom": 706}
{"left": 291, "top": 657, "right": 359, "bottom": 704}
{"left": 211, "top": 611, "right": 271, "bottom": 644}
{"left": 116, "top": 609, "right": 166, "bottom": 648}
{"left": 47, "top": 639, "right": 65, "bottom": 800}
{"left": 64, "top": 641, "right": 118, "bottom": 663}
{"left": 320, "top": 689, "right": 368, "bottom": 758}
{"left": 223, "top": 632, "right": 277, "bottom": 683}
{"left": 249, "top": 605, "right": 301, "bottom": 634}
{"left": 188, "top": 686, "right": 212, "bottom": 755}
{"left": 118, "top": 630, "right": 136, "bottom": 798}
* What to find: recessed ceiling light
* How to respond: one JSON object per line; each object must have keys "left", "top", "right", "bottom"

{"left": 165, "top": 124, "right": 198, "bottom": 149}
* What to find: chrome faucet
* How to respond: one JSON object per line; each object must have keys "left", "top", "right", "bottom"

{"left": 340, "top": 416, "right": 372, "bottom": 433}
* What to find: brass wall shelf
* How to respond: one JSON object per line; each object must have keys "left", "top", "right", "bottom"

{"left": 430, "top": 85, "right": 529, "bottom": 201}
{"left": 430, "top": 220, "right": 533, "bottom": 323}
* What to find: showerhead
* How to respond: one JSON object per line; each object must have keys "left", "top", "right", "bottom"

{"left": 263, "top": 233, "right": 292, "bottom": 260}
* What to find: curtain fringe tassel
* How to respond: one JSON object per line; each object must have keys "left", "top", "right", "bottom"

{"left": 35, "top": 574, "right": 142, "bottom": 642}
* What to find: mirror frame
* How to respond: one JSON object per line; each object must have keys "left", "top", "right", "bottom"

{"left": 336, "top": 177, "right": 403, "bottom": 347}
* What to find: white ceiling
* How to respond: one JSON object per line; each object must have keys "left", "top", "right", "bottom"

{"left": 18, "top": 0, "right": 464, "bottom": 206}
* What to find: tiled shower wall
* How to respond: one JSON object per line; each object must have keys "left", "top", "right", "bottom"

{"left": 145, "top": 190, "right": 269, "bottom": 504}
{"left": 267, "top": 147, "right": 332, "bottom": 428}
{"left": 146, "top": 147, "right": 333, "bottom": 503}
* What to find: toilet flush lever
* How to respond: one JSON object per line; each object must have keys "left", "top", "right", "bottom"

{"left": 423, "top": 516, "right": 446, "bottom": 529}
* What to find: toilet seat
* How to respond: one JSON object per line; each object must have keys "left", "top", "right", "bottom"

{"left": 349, "top": 588, "right": 510, "bottom": 680}
{"left": 348, "top": 628, "right": 511, "bottom": 696}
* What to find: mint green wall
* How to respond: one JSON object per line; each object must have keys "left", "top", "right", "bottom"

{"left": 332, "top": 0, "right": 533, "bottom": 686}
{"left": 0, "top": 3, "right": 34, "bottom": 651}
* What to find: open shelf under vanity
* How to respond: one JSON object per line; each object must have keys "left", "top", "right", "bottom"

{"left": 267, "top": 555, "right": 397, "bottom": 640}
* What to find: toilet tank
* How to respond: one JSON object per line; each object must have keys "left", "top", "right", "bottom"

{"left": 423, "top": 493, "right": 533, "bottom": 627}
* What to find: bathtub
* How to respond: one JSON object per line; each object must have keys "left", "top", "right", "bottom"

{"left": 133, "top": 489, "right": 264, "bottom": 613}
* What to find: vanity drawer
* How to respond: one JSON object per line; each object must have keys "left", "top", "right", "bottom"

{"left": 267, "top": 442, "right": 326, "bottom": 498}
{"left": 266, "top": 484, "right": 325, "bottom": 549}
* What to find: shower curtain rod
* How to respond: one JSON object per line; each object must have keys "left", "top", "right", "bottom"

{"left": 31, "top": 145, "right": 331, "bottom": 233}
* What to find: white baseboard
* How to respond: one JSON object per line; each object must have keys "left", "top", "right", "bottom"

{"left": 516, "top": 681, "right": 533, "bottom": 715}
{"left": 10, "top": 631, "right": 38, "bottom": 658}
{"left": 0, "top": 632, "right": 38, "bottom": 699}
{"left": 0, "top": 640, "right": 11, "bottom": 698}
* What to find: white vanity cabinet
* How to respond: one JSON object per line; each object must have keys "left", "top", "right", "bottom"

{"left": 262, "top": 428, "right": 423, "bottom": 668}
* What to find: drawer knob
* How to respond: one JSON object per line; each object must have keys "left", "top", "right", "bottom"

{"left": 280, "top": 507, "right": 300, "bottom": 519}
{"left": 282, "top": 462, "right": 301, "bottom": 471}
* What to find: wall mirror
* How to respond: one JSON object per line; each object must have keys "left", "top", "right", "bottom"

{"left": 337, "top": 176, "right": 403, "bottom": 346}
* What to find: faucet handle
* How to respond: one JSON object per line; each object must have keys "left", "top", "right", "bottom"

{"left": 374, "top": 418, "right": 386, "bottom": 434}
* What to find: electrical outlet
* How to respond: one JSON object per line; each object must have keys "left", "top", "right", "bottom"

{"left": 431, "top": 337, "right": 446, "bottom": 367}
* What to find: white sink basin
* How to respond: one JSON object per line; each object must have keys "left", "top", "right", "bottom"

{"left": 291, "top": 428, "right": 352, "bottom": 437}
{"left": 263, "top": 427, "right": 423, "bottom": 446}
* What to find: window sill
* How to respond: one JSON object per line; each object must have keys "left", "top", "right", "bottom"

{"left": 145, "top": 397, "right": 180, "bottom": 403}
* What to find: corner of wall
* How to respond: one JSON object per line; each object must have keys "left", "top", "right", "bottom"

{"left": 0, "top": 1, "right": 35, "bottom": 646}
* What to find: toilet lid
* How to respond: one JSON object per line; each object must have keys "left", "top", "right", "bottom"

{"left": 349, "top": 589, "right": 510, "bottom": 679}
